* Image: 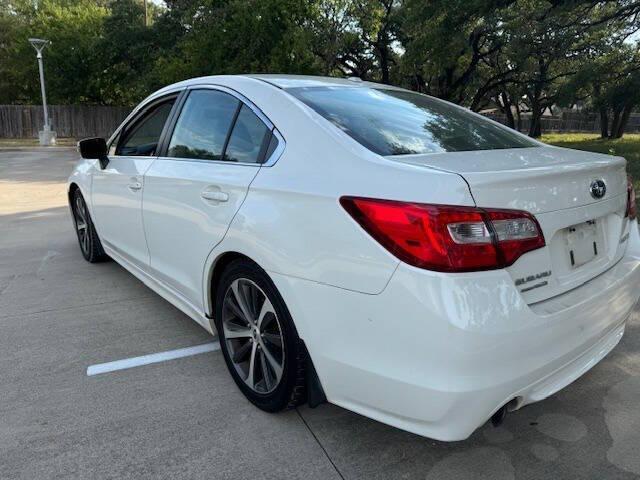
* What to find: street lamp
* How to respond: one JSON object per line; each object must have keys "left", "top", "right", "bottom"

{"left": 28, "top": 38, "right": 56, "bottom": 146}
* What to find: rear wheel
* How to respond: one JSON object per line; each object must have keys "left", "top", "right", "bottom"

{"left": 214, "top": 259, "right": 306, "bottom": 411}
{"left": 71, "top": 189, "right": 107, "bottom": 263}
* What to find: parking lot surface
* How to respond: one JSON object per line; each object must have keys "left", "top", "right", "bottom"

{"left": 2, "top": 147, "right": 640, "bottom": 479}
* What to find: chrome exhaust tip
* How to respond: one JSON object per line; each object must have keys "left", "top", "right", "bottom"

{"left": 491, "top": 398, "right": 521, "bottom": 427}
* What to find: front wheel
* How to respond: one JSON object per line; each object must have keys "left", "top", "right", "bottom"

{"left": 71, "top": 189, "right": 107, "bottom": 263}
{"left": 214, "top": 259, "right": 306, "bottom": 412}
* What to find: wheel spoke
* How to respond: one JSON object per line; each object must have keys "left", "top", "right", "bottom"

{"left": 246, "top": 342, "right": 258, "bottom": 389}
{"left": 225, "top": 295, "right": 246, "bottom": 323}
{"left": 223, "top": 323, "right": 252, "bottom": 339}
{"left": 232, "top": 280, "right": 255, "bottom": 325}
{"left": 259, "top": 349, "right": 274, "bottom": 391}
{"left": 232, "top": 339, "right": 253, "bottom": 363}
{"left": 259, "top": 340, "right": 283, "bottom": 380}
{"left": 262, "top": 332, "right": 282, "bottom": 348}
{"left": 76, "top": 220, "right": 87, "bottom": 232}
{"left": 83, "top": 229, "right": 90, "bottom": 252}
{"left": 75, "top": 197, "right": 86, "bottom": 222}
{"left": 257, "top": 297, "right": 275, "bottom": 329}
{"left": 249, "top": 284, "right": 260, "bottom": 318}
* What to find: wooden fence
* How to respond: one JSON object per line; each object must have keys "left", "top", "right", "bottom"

{"left": 0, "top": 104, "right": 131, "bottom": 139}
{"left": 2, "top": 104, "right": 640, "bottom": 139}
{"left": 484, "top": 112, "right": 640, "bottom": 134}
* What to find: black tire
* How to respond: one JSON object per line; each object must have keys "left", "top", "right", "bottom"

{"left": 214, "top": 258, "right": 306, "bottom": 412}
{"left": 71, "top": 189, "right": 107, "bottom": 263}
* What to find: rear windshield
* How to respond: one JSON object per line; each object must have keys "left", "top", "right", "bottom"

{"left": 287, "top": 86, "right": 537, "bottom": 156}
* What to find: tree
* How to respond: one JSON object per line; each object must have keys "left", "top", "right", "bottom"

{"left": 581, "top": 45, "right": 640, "bottom": 138}
{"left": 398, "top": 0, "right": 513, "bottom": 104}
{"left": 501, "top": 1, "right": 639, "bottom": 137}
{"left": 0, "top": 0, "right": 108, "bottom": 104}
{"left": 151, "top": 0, "right": 319, "bottom": 86}
{"left": 93, "top": 0, "right": 159, "bottom": 105}
{"left": 0, "top": 0, "right": 28, "bottom": 103}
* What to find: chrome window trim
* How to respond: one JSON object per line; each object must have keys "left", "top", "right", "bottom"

{"left": 106, "top": 83, "right": 286, "bottom": 167}
{"left": 159, "top": 84, "right": 286, "bottom": 167}
{"left": 106, "top": 87, "right": 184, "bottom": 159}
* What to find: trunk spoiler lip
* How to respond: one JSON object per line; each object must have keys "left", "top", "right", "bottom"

{"left": 384, "top": 145, "right": 626, "bottom": 175}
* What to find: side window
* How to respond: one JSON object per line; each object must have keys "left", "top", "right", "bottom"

{"left": 224, "top": 105, "right": 271, "bottom": 164}
{"left": 167, "top": 90, "right": 239, "bottom": 160}
{"left": 117, "top": 100, "right": 175, "bottom": 156}
{"left": 263, "top": 133, "right": 280, "bottom": 161}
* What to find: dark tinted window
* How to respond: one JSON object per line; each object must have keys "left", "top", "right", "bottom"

{"left": 264, "top": 133, "right": 279, "bottom": 160}
{"left": 118, "top": 101, "right": 174, "bottom": 156}
{"left": 224, "top": 105, "right": 270, "bottom": 163}
{"left": 167, "top": 90, "right": 239, "bottom": 160}
{"left": 288, "top": 86, "right": 537, "bottom": 156}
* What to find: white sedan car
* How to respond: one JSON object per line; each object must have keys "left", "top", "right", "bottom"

{"left": 69, "top": 75, "right": 640, "bottom": 441}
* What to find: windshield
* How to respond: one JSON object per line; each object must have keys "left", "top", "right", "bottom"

{"left": 287, "top": 86, "right": 538, "bottom": 156}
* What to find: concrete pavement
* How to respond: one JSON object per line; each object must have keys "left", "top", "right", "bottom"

{"left": 1, "top": 147, "right": 640, "bottom": 479}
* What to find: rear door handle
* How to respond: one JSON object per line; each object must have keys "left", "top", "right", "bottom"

{"left": 128, "top": 181, "right": 142, "bottom": 191}
{"left": 201, "top": 190, "right": 229, "bottom": 202}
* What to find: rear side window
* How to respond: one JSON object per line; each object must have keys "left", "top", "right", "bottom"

{"left": 167, "top": 90, "right": 239, "bottom": 160}
{"left": 288, "top": 86, "right": 537, "bottom": 156}
{"left": 117, "top": 100, "right": 174, "bottom": 156}
{"left": 224, "top": 105, "right": 271, "bottom": 163}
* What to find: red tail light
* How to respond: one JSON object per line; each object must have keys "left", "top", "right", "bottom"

{"left": 340, "top": 197, "right": 545, "bottom": 272}
{"left": 626, "top": 176, "right": 637, "bottom": 221}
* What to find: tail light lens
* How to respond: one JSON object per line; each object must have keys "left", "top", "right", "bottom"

{"left": 340, "top": 196, "right": 545, "bottom": 272}
{"left": 626, "top": 176, "right": 637, "bottom": 221}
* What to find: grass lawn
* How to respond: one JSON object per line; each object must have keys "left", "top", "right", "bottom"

{"left": 541, "top": 133, "right": 640, "bottom": 191}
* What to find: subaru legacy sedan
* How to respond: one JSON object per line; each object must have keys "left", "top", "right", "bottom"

{"left": 69, "top": 75, "right": 640, "bottom": 441}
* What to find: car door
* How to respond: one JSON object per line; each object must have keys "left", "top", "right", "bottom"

{"left": 142, "top": 86, "right": 278, "bottom": 309}
{"left": 91, "top": 94, "right": 178, "bottom": 269}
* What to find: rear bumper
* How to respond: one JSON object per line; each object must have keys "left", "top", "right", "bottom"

{"left": 270, "top": 222, "right": 640, "bottom": 441}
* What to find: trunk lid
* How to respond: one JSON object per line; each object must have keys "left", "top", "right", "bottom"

{"left": 391, "top": 146, "right": 631, "bottom": 304}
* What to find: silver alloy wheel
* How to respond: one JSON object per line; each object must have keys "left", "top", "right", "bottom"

{"left": 221, "top": 278, "right": 285, "bottom": 394}
{"left": 74, "top": 194, "right": 90, "bottom": 255}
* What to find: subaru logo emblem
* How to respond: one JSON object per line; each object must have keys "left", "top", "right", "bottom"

{"left": 590, "top": 179, "right": 606, "bottom": 199}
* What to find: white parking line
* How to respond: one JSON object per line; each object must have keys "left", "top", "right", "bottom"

{"left": 87, "top": 341, "right": 221, "bottom": 376}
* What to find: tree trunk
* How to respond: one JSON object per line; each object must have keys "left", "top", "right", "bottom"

{"left": 610, "top": 106, "right": 622, "bottom": 138}
{"left": 529, "top": 107, "right": 543, "bottom": 138}
{"left": 613, "top": 104, "right": 633, "bottom": 139}
{"left": 515, "top": 103, "right": 522, "bottom": 132}
{"left": 599, "top": 107, "right": 609, "bottom": 139}
{"left": 500, "top": 92, "right": 515, "bottom": 129}
{"left": 377, "top": 43, "right": 390, "bottom": 84}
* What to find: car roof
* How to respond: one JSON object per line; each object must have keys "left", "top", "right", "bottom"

{"left": 154, "top": 74, "right": 405, "bottom": 96}
{"left": 245, "top": 74, "right": 400, "bottom": 90}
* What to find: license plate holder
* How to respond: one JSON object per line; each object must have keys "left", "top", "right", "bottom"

{"left": 565, "top": 220, "right": 599, "bottom": 268}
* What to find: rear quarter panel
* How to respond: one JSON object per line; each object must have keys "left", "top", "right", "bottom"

{"left": 202, "top": 77, "right": 476, "bottom": 299}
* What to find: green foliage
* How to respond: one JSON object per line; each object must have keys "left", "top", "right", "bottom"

{"left": 542, "top": 133, "right": 640, "bottom": 190}
{"left": 1, "top": 0, "right": 108, "bottom": 103}
{"left": 149, "top": 0, "right": 320, "bottom": 86}
{"left": 0, "top": 0, "right": 639, "bottom": 142}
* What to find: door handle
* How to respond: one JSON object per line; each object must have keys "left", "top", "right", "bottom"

{"left": 201, "top": 190, "right": 229, "bottom": 202}
{"left": 128, "top": 181, "right": 142, "bottom": 192}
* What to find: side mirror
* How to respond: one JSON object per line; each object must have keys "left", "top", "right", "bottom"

{"left": 78, "top": 137, "right": 109, "bottom": 169}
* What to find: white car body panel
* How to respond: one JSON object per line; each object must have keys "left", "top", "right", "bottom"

{"left": 68, "top": 74, "right": 640, "bottom": 441}
{"left": 394, "top": 146, "right": 627, "bottom": 214}
{"left": 91, "top": 156, "right": 155, "bottom": 268}
{"left": 143, "top": 157, "right": 259, "bottom": 308}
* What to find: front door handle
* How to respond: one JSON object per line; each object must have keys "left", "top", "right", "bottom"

{"left": 201, "top": 190, "right": 229, "bottom": 202}
{"left": 128, "top": 181, "right": 142, "bottom": 192}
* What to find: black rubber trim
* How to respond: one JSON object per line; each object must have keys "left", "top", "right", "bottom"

{"left": 302, "top": 341, "right": 327, "bottom": 408}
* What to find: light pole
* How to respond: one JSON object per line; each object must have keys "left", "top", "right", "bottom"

{"left": 28, "top": 38, "right": 56, "bottom": 146}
